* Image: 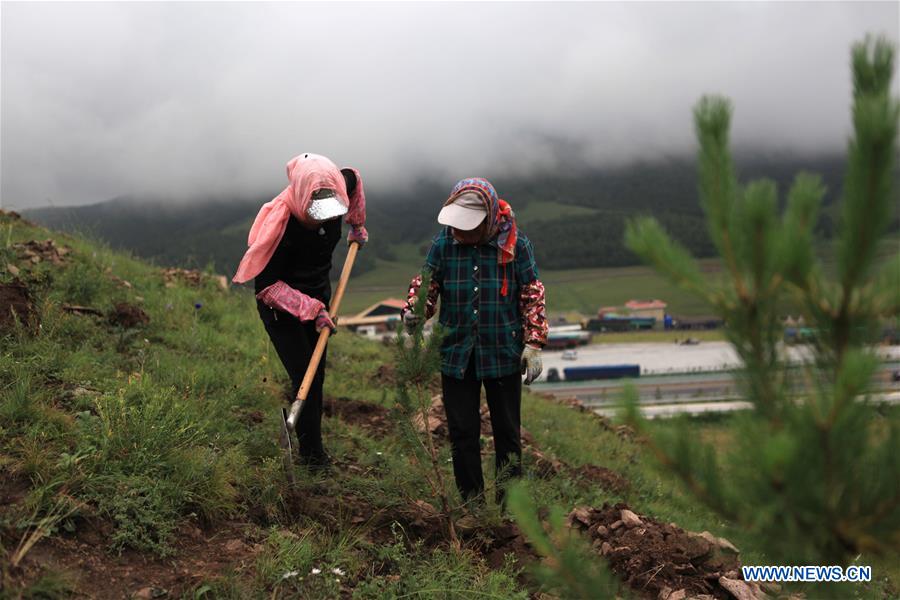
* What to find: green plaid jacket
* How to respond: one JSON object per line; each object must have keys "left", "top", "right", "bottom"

{"left": 424, "top": 228, "right": 540, "bottom": 380}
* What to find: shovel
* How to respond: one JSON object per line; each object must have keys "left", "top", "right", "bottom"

{"left": 280, "top": 241, "right": 361, "bottom": 483}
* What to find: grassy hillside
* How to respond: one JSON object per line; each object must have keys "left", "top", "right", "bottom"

{"left": 1, "top": 211, "right": 896, "bottom": 599}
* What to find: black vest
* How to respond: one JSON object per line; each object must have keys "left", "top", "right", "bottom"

{"left": 254, "top": 216, "right": 342, "bottom": 304}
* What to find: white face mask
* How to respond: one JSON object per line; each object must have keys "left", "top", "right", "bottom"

{"left": 307, "top": 188, "right": 348, "bottom": 222}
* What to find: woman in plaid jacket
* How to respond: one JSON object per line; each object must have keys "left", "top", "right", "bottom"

{"left": 401, "top": 177, "right": 548, "bottom": 505}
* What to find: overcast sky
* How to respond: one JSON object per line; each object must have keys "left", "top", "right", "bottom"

{"left": 1, "top": 1, "right": 897, "bottom": 210}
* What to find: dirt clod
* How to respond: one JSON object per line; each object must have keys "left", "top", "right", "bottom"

{"left": 0, "top": 279, "right": 39, "bottom": 333}
{"left": 324, "top": 396, "right": 393, "bottom": 436}
{"left": 239, "top": 409, "right": 265, "bottom": 425}
{"left": 372, "top": 364, "right": 397, "bottom": 386}
{"left": 573, "top": 464, "right": 630, "bottom": 493}
{"left": 464, "top": 521, "right": 539, "bottom": 583}
{"left": 621, "top": 508, "right": 643, "bottom": 528}
{"left": 108, "top": 302, "right": 150, "bottom": 328}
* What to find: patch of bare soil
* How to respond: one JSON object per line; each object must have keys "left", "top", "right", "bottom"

{"left": 568, "top": 502, "right": 767, "bottom": 600}
{"left": 571, "top": 464, "right": 630, "bottom": 494}
{"left": 371, "top": 364, "right": 441, "bottom": 394}
{"left": 525, "top": 447, "right": 629, "bottom": 493}
{"left": 0, "top": 279, "right": 39, "bottom": 333}
{"left": 161, "top": 268, "right": 228, "bottom": 291}
{"left": 462, "top": 521, "right": 540, "bottom": 586}
{"left": 324, "top": 396, "right": 393, "bottom": 436}
{"left": 236, "top": 408, "right": 265, "bottom": 426}
{"left": 293, "top": 486, "right": 540, "bottom": 587}
{"left": 275, "top": 468, "right": 537, "bottom": 570}
{"left": 6, "top": 518, "right": 263, "bottom": 600}
{"left": 0, "top": 473, "right": 32, "bottom": 508}
{"left": 371, "top": 364, "right": 397, "bottom": 387}
{"left": 278, "top": 479, "right": 450, "bottom": 548}
{"left": 108, "top": 302, "right": 150, "bottom": 328}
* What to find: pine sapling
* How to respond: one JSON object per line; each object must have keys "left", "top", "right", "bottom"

{"left": 622, "top": 36, "right": 900, "bottom": 588}
{"left": 392, "top": 272, "right": 460, "bottom": 549}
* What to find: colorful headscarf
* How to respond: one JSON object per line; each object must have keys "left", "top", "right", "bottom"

{"left": 445, "top": 177, "right": 518, "bottom": 295}
{"left": 232, "top": 153, "right": 366, "bottom": 284}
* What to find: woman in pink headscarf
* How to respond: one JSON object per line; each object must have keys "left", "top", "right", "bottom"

{"left": 233, "top": 153, "right": 367, "bottom": 470}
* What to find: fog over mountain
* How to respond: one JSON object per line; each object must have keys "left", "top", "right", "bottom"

{"left": 2, "top": 1, "right": 897, "bottom": 210}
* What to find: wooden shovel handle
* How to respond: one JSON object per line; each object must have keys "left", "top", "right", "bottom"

{"left": 286, "top": 242, "right": 360, "bottom": 428}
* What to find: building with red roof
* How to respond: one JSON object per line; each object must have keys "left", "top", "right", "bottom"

{"left": 341, "top": 298, "right": 406, "bottom": 335}
{"left": 624, "top": 299, "right": 668, "bottom": 323}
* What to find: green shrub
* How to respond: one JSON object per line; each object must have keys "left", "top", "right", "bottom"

{"left": 88, "top": 474, "right": 181, "bottom": 556}
{"left": 0, "top": 367, "right": 40, "bottom": 430}
{"left": 352, "top": 532, "right": 527, "bottom": 599}
{"left": 86, "top": 379, "right": 206, "bottom": 475}
{"left": 255, "top": 529, "right": 318, "bottom": 590}
{"left": 56, "top": 261, "right": 105, "bottom": 306}
{"left": 170, "top": 445, "right": 245, "bottom": 524}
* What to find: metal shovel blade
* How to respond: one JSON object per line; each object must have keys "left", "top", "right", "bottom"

{"left": 280, "top": 407, "right": 296, "bottom": 486}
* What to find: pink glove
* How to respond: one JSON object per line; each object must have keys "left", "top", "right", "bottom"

{"left": 348, "top": 224, "right": 368, "bottom": 246}
{"left": 315, "top": 308, "right": 337, "bottom": 333}
{"left": 256, "top": 281, "right": 324, "bottom": 321}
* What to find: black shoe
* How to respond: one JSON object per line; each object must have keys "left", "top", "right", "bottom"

{"left": 299, "top": 450, "right": 332, "bottom": 474}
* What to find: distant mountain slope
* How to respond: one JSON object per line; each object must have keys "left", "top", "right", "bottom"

{"left": 25, "top": 195, "right": 260, "bottom": 272}
{"left": 25, "top": 154, "right": 858, "bottom": 276}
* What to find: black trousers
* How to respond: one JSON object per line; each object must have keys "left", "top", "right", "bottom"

{"left": 441, "top": 355, "right": 522, "bottom": 504}
{"left": 258, "top": 303, "right": 326, "bottom": 459}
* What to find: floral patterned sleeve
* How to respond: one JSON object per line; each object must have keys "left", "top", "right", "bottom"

{"left": 402, "top": 273, "right": 440, "bottom": 320}
{"left": 519, "top": 279, "right": 548, "bottom": 347}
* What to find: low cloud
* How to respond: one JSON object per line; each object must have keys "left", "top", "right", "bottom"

{"left": 1, "top": 1, "right": 896, "bottom": 209}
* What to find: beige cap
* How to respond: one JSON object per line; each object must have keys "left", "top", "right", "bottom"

{"left": 437, "top": 192, "right": 486, "bottom": 231}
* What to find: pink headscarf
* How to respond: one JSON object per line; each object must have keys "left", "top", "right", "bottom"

{"left": 232, "top": 153, "right": 366, "bottom": 284}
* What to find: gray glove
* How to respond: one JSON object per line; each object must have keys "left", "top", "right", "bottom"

{"left": 403, "top": 310, "right": 421, "bottom": 334}
{"left": 521, "top": 345, "right": 543, "bottom": 385}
